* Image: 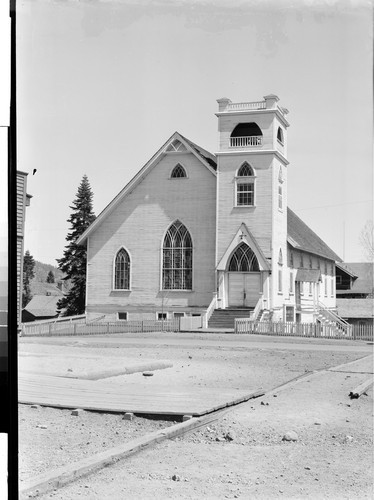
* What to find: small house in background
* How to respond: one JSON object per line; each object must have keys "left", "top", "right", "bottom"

{"left": 22, "top": 294, "right": 60, "bottom": 322}
{"left": 336, "top": 262, "right": 374, "bottom": 326}
{"left": 336, "top": 263, "right": 374, "bottom": 298}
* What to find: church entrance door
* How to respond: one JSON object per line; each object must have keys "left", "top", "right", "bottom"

{"left": 228, "top": 272, "right": 261, "bottom": 308}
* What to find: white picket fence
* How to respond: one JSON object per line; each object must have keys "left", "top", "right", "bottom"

{"left": 235, "top": 319, "right": 373, "bottom": 340}
{"left": 21, "top": 314, "right": 86, "bottom": 336}
{"left": 21, "top": 318, "right": 181, "bottom": 337}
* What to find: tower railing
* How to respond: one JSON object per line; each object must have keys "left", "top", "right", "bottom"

{"left": 227, "top": 101, "right": 266, "bottom": 111}
{"left": 230, "top": 136, "right": 262, "bottom": 147}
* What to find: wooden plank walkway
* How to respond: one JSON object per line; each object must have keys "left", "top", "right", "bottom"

{"left": 18, "top": 373, "right": 263, "bottom": 417}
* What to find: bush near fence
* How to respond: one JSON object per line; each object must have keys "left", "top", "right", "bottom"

{"left": 235, "top": 319, "right": 373, "bottom": 341}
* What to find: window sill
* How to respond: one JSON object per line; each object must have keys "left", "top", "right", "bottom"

{"left": 234, "top": 205, "right": 256, "bottom": 209}
{"left": 111, "top": 289, "right": 131, "bottom": 292}
{"left": 161, "top": 289, "right": 194, "bottom": 293}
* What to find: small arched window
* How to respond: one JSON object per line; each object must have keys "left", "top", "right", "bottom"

{"left": 171, "top": 164, "right": 187, "bottom": 178}
{"left": 236, "top": 163, "right": 255, "bottom": 207}
{"left": 277, "top": 127, "right": 284, "bottom": 144}
{"left": 278, "top": 249, "right": 283, "bottom": 293}
{"left": 114, "top": 248, "right": 130, "bottom": 290}
{"left": 162, "top": 221, "right": 192, "bottom": 290}
{"left": 228, "top": 243, "right": 259, "bottom": 272}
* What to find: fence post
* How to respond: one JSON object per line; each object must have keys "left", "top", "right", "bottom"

{"left": 74, "top": 323, "right": 77, "bottom": 335}
{"left": 142, "top": 321, "right": 144, "bottom": 333}
{"left": 48, "top": 323, "right": 52, "bottom": 336}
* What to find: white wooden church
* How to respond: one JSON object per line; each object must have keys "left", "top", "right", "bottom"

{"left": 77, "top": 95, "right": 342, "bottom": 327}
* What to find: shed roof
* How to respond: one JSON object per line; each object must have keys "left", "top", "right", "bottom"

{"left": 336, "top": 262, "right": 374, "bottom": 295}
{"left": 336, "top": 298, "right": 374, "bottom": 319}
{"left": 23, "top": 295, "right": 60, "bottom": 318}
{"left": 287, "top": 208, "right": 342, "bottom": 262}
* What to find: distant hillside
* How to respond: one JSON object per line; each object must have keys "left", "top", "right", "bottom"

{"left": 30, "top": 260, "right": 71, "bottom": 297}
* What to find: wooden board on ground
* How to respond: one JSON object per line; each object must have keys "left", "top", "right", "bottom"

{"left": 18, "top": 373, "right": 263, "bottom": 417}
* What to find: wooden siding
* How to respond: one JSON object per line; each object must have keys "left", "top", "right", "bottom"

{"left": 271, "top": 159, "right": 288, "bottom": 315}
{"left": 86, "top": 153, "right": 216, "bottom": 316}
{"left": 216, "top": 154, "right": 274, "bottom": 264}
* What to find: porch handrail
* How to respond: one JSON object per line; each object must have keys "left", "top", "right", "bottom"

{"left": 203, "top": 293, "right": 217, "bottom": 328}
{"left": 250, "top": 297, "right": 263, "bottom": 321}
{"left": 317, "top": 301, "right": 350, "bottom": 327}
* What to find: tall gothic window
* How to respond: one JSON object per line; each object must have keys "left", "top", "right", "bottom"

{"left": 162, "top": 221, "right": 192, "bottom": 290}
{"left": 236, "top": 163, "right": 255, "bottom": 207}
{"left": 114, "top": 248, "right": 130, "bottom": 290}
{"left": 228, "top": 243, "right": 259, "bottom": 272}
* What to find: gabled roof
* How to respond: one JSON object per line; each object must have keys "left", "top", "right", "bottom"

{"left": 77, "top": 132, "right": 217, "bottom": 245}
{"left": 287, "top": 208, "right": 342, "bottom": 262}
{"left": 179, "top": 133, "right": 217, "bottom": 170}
{"left": 337, "top": 262, "right": 374, "bottom": 294}
{"left": 23, "top": 295, "right": 60, "bottom": 318}
{"left": 335, "top": 263, "right": 357, "bottom": 278}
{"left": 216, "top": 223, "right": 270, "bottom": 271}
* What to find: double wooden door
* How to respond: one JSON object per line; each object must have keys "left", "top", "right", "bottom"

{"left": 228, "top": 272, "right": 261, "bottom": 308}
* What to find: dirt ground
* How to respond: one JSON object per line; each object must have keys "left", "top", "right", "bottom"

{"left": 18, "top": 333, "right": 373, "bottom": 499}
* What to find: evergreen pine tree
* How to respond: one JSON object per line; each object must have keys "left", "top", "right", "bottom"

{"left": 22, "top": 250, "right": 35, "bottom": 307}
{"left": 46, "top": 270, "right": 55, "bottom": 283}
{"left": 56, "top": 175, "right": 95, "bottom": 316}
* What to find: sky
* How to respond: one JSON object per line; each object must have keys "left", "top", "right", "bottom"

{"left": 16, "top": 0, "right": 373, "bottom": 265}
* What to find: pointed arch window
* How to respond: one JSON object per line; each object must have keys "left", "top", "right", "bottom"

{"left": 235, "top": 163, "right": 255, "bottom": 207}
{"left": 278, "top": 249, "right": 283, "bottom": 293}
{"left": 114, "top": 248, "right": 130, "bottom": 290}
{"left": 171, "top": 164, "right": 187, "bottom": 178}
{"left": 228, "top": 243, "right": 259, "bottom": 272}
{"left": 162, "top": 221, "right": 192, "bottom": 290}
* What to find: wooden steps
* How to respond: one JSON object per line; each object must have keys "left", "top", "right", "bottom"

{"left": 18, "top": 373, "right": 264, "bottom": 417}
{"left": 208, "top": 308, "right": 253, "bottom": 329}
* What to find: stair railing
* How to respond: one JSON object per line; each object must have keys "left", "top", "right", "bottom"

{"left": 250, "top": 297, "right": 263, "bottom": 321}
{"left": 317, "top": 301, "right": 351, "bottom": 336}
{"left": 203, "top": 293, "right": 217, "bottom": 328}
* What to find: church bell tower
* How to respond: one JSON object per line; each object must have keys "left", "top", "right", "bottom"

{"left": 215, "top": 95, "right": 290, "bottom": 312}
